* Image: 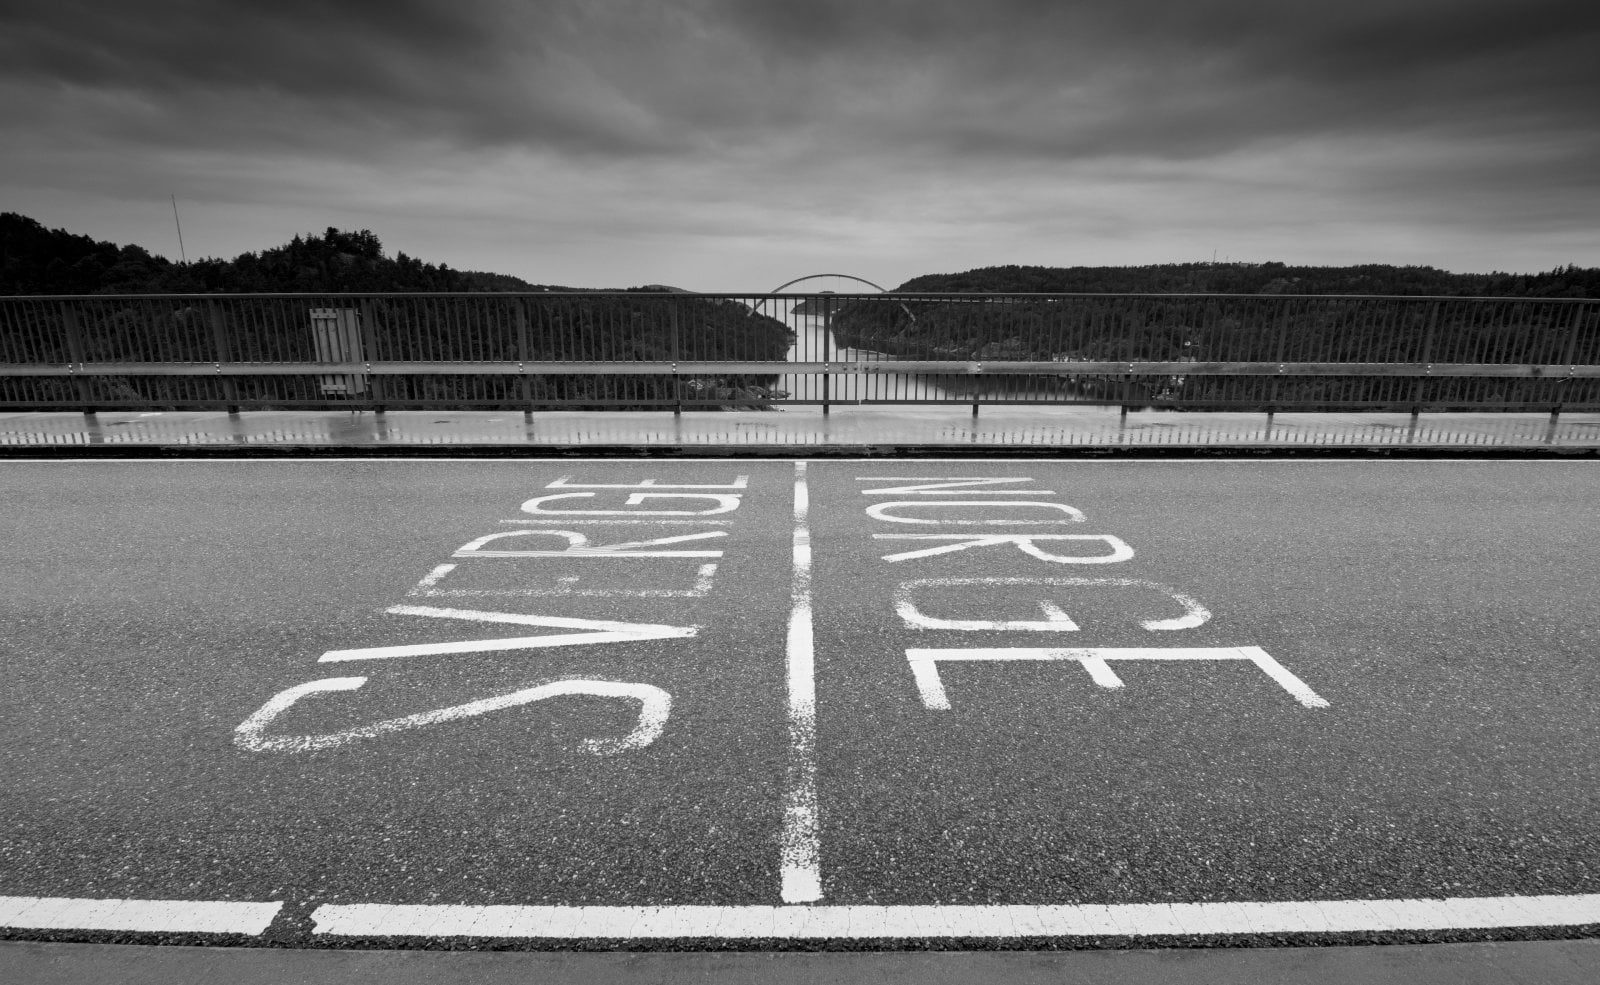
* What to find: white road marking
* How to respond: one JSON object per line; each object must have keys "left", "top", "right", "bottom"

{"left": 453, "top": 529, "right": 726, "bottom": 557}
{"left": 782, "top": 460, "right": 822, "bottom": 904}
{"left": 317, "top": 606, "right": 695, "bottom": 661}
{"left": 0, "top": 896, "right": 281, "bottom": 934}
{"left": 855, "top": 477, "right": 1052, "bottom": 495}
{"left": 875, "top": 534, "right": 1134, "bottom": 564}
{"left": 1237, "top": 647, "right": 1333, "bottom": 708}
{"left": 309, "top": 893, "right": 1600, "bottom": 938}
{"left": 500, "top": 519, "right": 733, "bottom": 525}
{"left": 414, "top": 563, "right": 455, "bottom": 591}
{"left": 43, "top": 457, "right": 1585, "bottom": 465}
{"left": 866, "top": 501, "right": 1087, "bottom": 524}
{"left": 894, "top": 577, "right": 1212, "bottom": 632}
{"left": 522, "top": 493, "right": 742, "bottom": 516}
{"left": 546, "top": 476, "right": 749, "bottom": 489}
{"left": 233, "top": 677, "right": 671, "bottom": 754}
{"left": 410, "top": 562, "right": 719, "bottom": 598}
{"left": 901, "top": 598, "right": 1080, "bottom": 632}
{"left": 905, "top": 646, "right": 1329, "bottom": 710}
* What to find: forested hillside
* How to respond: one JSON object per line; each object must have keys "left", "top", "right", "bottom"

{"left": 825, "top": 262, "right": 1600, "bottom": 410}
{"left": 0, "top": 212, "right": 555, "bottom": 295}
{"left": 0, "top": 214, "right": 792, "bottom": 409}
{"left": 893, "top": 262, "right": 1600, "bottom": 298}
{"left": 6, "top": 214, "right": 1595, "bottom": 411}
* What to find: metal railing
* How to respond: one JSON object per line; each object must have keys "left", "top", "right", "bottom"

{"left": 2, "top": 292, "right": 1597, "bottom": 415}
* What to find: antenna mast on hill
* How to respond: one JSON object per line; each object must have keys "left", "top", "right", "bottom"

{"left": 170, "top": 194, "right": 187, "bottom": 264}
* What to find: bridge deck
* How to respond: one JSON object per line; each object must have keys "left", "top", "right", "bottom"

{"left": 2, "top": 406, "right": 1598, "bottom": 454}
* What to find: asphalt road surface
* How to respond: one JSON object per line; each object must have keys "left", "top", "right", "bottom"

{"left": 2, "top": 458, "right": 1597, "bottom": 949}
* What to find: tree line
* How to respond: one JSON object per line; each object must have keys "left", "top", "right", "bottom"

{"left": 0, "top": 214, "right": 791, "bottom": 409}
{"left": 828, "top": 268, "right": 1600, "bottom": 410}
{"left": 6, "top": 213, "right": 1596, "bottom": 411}
{"left": 0, "top": 212, "right": 558, "bottom": 295}
{"left": 893, "top": 261, "right": 1600, "bottom": 299}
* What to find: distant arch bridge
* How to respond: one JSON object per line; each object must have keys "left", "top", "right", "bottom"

{"left": 749, "top": 273, "right": 915, "bottom": 323}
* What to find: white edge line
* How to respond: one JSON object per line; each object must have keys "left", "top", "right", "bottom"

{"left": 0, "top": 896, "right": 282, "bottom": 934}
{"left": 308, "top": 895, "right": 1600, "bottom": 938}
{"left": 10, "top": 457, "right": 1587, "bottom": 465}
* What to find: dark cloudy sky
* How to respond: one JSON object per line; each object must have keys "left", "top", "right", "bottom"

{"left": 4, "top": 0, "right": 1597, "bottom": 288}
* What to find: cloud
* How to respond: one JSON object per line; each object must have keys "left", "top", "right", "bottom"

{"left": 0, "top": 0, "right": 684, "bottom": 156}
{"left": 1, "top": 0, "right": 1596, "bottom": 285}
{"left": 6, "top": 0, "right": 1597, "bottom": 165}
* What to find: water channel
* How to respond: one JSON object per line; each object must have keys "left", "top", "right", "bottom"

{"left": 771, "top": 303, "right": 1087, "bottom": 405}
{"left": 774, "top": 304, "right": 962, "bottom": 403}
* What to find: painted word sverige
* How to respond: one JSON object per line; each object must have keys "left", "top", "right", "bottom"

{"left": 235, "top": 474, "right": 747, "bottom": 754}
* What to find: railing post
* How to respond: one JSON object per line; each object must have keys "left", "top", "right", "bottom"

{"left": 208, "top": 300, "right": 240, "bottom": 414}
{"left": 1551, "top": 301, "right": 1584, "bottom": 424}
{"left": 1267, "top": 298, "right": 1290, "bottom": 423}
{"left": 973, "top": 362, "right": 981, "bottom": 418}
{"left": 821, "top": 293, "right": 831, "bottom": 416}
{"left": 61, "top": 301, "right": 95, "bottom": 415}
{"left": 1411, "top": 300, "right": 1440, "bottom": 422}
{"left": 671, "top": 302, "right": 682, "bottom": 416}
{"left": 359, "top": 299, "right": 383, "bottom": 414}
{"left": 516, "top": 298, "right": 533, "bottom": 421}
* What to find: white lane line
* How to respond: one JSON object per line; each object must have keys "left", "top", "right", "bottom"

{"left": 310, "top": 894, "right": 1600, "bottom": 938}
{"left": 781, "top": 460, "right": 822, "bottom": 904}
{"left": 0, "top": 896, "right": 281, "bottom": 934}
{"left": 24, "top": 456, "right": 1592, "bottom": 465}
